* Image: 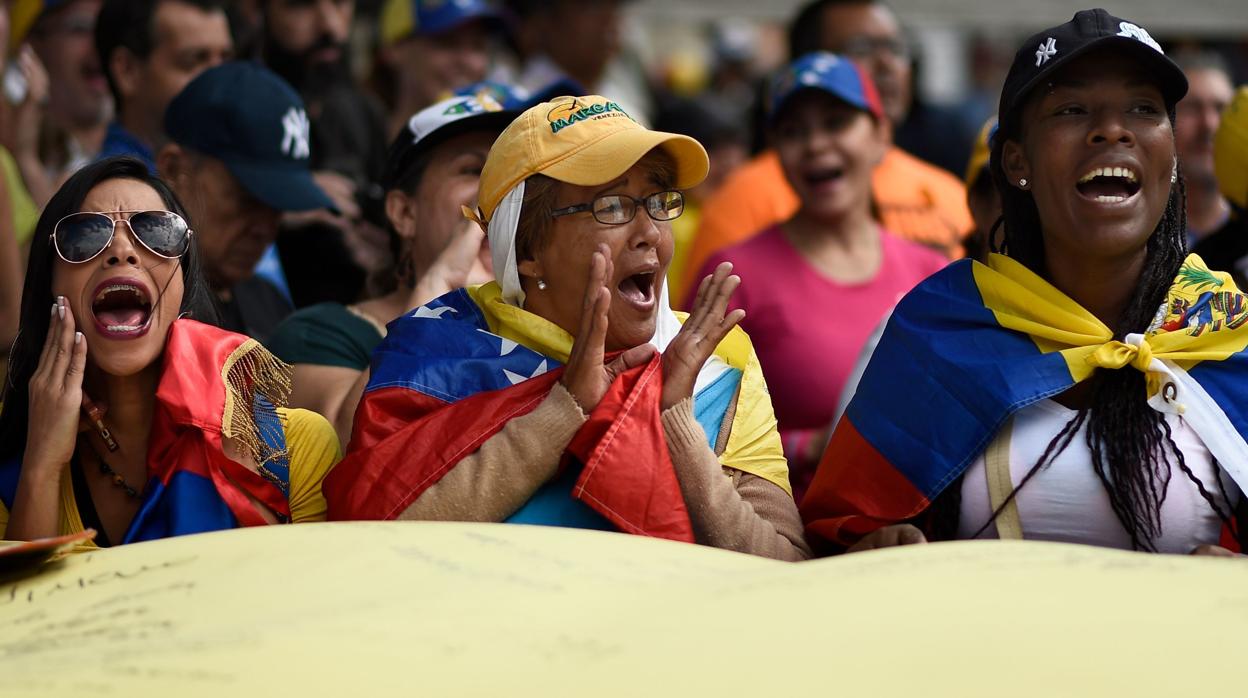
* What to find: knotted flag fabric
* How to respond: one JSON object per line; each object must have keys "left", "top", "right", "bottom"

{"left": 801, "top": 253, "right": 1248, "bottom": 548}
{"left": 324, "top": 282, "right": 791, "bottom": 542}
{"left": 0, "top": 319, "right": 295, "bottom": 544}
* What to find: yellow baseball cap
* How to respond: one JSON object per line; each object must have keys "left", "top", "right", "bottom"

{"left": 1214, "top": 86, "right": 1248, "bottom": 210}
{"left": 474, "top": 94, "right": 709, "bottom": 223}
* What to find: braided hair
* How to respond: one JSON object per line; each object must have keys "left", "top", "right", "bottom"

{"left": 940, "top": 102, "right": 1246, "bottom": 552}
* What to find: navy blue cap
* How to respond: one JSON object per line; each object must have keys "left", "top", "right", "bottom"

{"left": 163, "top": 61, "right": 334, "bottom": 213}
{"left": 998, "top": 9, "right": 1188, "bottom": 136}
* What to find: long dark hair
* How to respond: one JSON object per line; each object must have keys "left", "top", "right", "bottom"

{"left": 937, "top": 100, "right": 1247, "bottom": 551}
{"left": 0, "top": 157, "right": 219, "bottom": 461}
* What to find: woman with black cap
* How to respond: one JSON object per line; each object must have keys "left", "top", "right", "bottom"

{"left": 802, "top": 9, "right": 1248, "bottom": 556}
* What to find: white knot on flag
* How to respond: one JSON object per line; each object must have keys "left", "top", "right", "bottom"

{"left": 281, "top": 107, "right": 311, "bottom": 160}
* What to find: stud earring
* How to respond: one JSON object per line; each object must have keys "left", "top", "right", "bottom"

{"left": 1171, "top": 169, "right": 1178, "bottom": 184}
{"left": 537, "top": 279, "right": 547, "bottom": 291}
{"left": 1018, "top": 178, "right": 1028, "bottom": 188}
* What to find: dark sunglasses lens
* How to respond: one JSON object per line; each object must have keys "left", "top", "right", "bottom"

{"left": 55, "top": 213, "right": 114, "bottom": 262}
{"left": 130, "top": 211, "right": 189, "bottom": 258}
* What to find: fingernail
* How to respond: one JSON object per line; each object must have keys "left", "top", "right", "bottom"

{"left": 75, "top": 332, "right": 82, "bottom": 345}
{"left": 58, "top": 302, "right": 65, "bottom": 319}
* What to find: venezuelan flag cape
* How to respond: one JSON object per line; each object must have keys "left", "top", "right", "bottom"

{"left": 801, "top": 253, "right": 1248, "bottom": 548}
{"left": 0, "top": 320, "right": 293, "bottom": 544}
{"left": 324, "top": 282, "right": 789, "bottom": 542}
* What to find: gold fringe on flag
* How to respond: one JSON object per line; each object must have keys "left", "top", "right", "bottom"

{"left": 219, "top": 340, "right": 294, "bottom": 468}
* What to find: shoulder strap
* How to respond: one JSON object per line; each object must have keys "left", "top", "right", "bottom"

{"left": 985, "top": 417, "right": 1024, "bottom": 540}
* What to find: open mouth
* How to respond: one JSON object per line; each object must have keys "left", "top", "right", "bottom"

{"left": 1075, "top": 166, "right": 1141, "bottom": 203}
{"left": 616, "top": 270, "right": 657, "bottom": 311}
{"left": 803, "top": 166, "right": 845, "bottom": 188}
{"left": 91, "top": 279, "right": 153, "bottom": 338}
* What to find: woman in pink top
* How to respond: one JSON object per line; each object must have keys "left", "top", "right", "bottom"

{"left": 698, "top": 53, "right": 946, "bottom": 500}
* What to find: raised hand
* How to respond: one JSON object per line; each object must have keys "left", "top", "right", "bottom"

{"left": 410, "top": 217, "right": 490, "bottom": 308}
{"left": 24, "top": 296, "right": 88, "bottom": 473}
{"left": 846, "top": 524, "right": 928, "bottom": 553}
{"left": 560, "top": 244, "right": 655, "bottom": 412}
{"left": 660, "top": 262, "right": 746, "bottom": 410}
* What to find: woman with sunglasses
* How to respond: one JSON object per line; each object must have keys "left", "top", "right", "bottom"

{"left": 802, "top": 10, "right": 1248, "bottom": 556}
{"left": 0, "top": 157, "right": 340, "bottom": 546}
{"left": 324, "top": 96, "right": 809, "bottom": 560}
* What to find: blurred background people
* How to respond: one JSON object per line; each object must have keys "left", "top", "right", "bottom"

{"left": 373, "top": 0, "right": 506, "bottom": 138}
{"left": 156, "top": 61, "right": 334, "bottom": 341}
{"left": 94, "top": 0, "right": 233, "bottom": 170}
{"left": 268, "top": 87, "right": 518, "bottom": 440}
{"left": 259, "top": 0, "right": 391, "bottom": 308}
{"left": 679, "top": 0, "right": 973, "bottom": 300}
{"left": 696, "top": 53, "right": 946, "bottom": 500}
{"left": 1193, "top": 86, "right": 1248, "bottom": 287}
{"left": 507, "top": 0, "right": 653, "bottom": 121}
{"left": 10, "top": 0, "right": 110, "bottom": 203}
{"left": 1173, "top": 49, "right": 1236, "bottom": 243}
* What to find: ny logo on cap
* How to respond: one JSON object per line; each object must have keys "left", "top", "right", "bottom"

{"left": 1035, "top": 37, "right": 1057, "bottom": 66}
{"left": 281, "top": 107, "right": 311, "bottom": 160}
{"left": 1116, "top": 22, "right": 1163, "bottom": 53}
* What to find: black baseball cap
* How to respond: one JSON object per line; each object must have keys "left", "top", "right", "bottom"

{"left": 997, "top": 9, "right": 1188, "bottom": 135}
{"left": 164, "top": 61, "right": 334, "bottom": 213}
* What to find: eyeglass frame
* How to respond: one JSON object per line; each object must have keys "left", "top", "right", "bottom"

{"left": 549, "top": 190, "right": 686, "bottom": 226}
{"left": 48, "top": 209, "right": 195, "bottom": 265}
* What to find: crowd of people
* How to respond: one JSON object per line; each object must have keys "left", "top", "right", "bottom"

{"left": 0, "top": 0, "right": 1246, "bottom": 561}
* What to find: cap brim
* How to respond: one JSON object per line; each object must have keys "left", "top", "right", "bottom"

{"left": 1005, "top": 36, "right": 1188, "bottom": 126}
{"left": 421, "top": 12, "right": 506, "bottom": 36}
{"left": 226, "top": 159, "right": 337, "bottom": 213}
{"left": 382, "top": 110, "right": 518, "bottom": 189}
{"left": 539, "top": 129, "right": 709, "bottom": 191}
{"left": 769, "top": 86, "right": 873, "bottom": 125}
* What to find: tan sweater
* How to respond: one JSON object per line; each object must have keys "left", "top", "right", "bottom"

{"left": 398, "top": 383, "right": 811, "bottom": 561}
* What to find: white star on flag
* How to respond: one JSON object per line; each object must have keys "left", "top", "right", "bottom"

{"left": 413, "top": 305, "right": 457, "bottom": 319}
{"left": 503, "top": 360, "right": 548, "bottom": 386}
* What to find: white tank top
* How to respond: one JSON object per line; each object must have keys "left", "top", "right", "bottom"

{"left": 958, "top": 399, "right": 1239, "bottom": 553}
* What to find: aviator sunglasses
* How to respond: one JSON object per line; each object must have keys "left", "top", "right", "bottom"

{"left": 50, "top": 210, "right": 193, "bottom": 264}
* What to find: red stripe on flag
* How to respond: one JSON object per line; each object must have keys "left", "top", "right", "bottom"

{"left": 800, "top": 417, "right": 929, "bottom": 550}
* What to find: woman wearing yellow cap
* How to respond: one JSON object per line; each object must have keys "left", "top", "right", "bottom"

{"left": 325, "top": 95, "right": 809, "bottom": 560}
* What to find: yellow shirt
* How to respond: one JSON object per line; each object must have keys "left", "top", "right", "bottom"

{"left": 0, "top": 408, "right": 341, "bottom": 547}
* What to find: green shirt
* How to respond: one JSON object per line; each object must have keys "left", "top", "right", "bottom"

{"left": 266, "top": 302, "right": 384, "bottom": 370}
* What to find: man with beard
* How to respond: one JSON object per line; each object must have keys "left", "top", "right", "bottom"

{"left": 258, "top": 0, "right": 390, "bottom": 307}
{"left": 94, "top": 0, "right": 233, "bottom": 171}
{"left": 1172, "top": 50, "right": 1236, "bottom": 242}
{"left": 10, "top": 0, "right": 111, "bottom": 203}
{"left": 157, "top": 61, "right": 335, "bottom": 340}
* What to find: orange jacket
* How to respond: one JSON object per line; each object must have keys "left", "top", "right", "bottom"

{"left": 679, "top": 148, "right": 972, "bottom": 298}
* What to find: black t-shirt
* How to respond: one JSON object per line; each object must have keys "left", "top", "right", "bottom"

{"left": 215, "top": 276, "right": 294, "bottom": 343}
{"left": 1192, "top": 211, "right": 1248, "bottom": 289}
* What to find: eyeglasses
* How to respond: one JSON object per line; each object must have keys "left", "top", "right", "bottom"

{"left": 550, "top": 191, "right": 685, "bottom": 226}
{"left": 50, "top": 210, "right": 193, "bottom": 264}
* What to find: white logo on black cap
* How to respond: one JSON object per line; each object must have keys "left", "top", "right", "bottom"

{"left": 1035, "top": 37, "right": 1057, "bottom": 67}
{"left": 1116, "top": 22, "right": 1163, "bottom": 54}
{"left": 281, "top": 107, "right": 311, "bottom": 160}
